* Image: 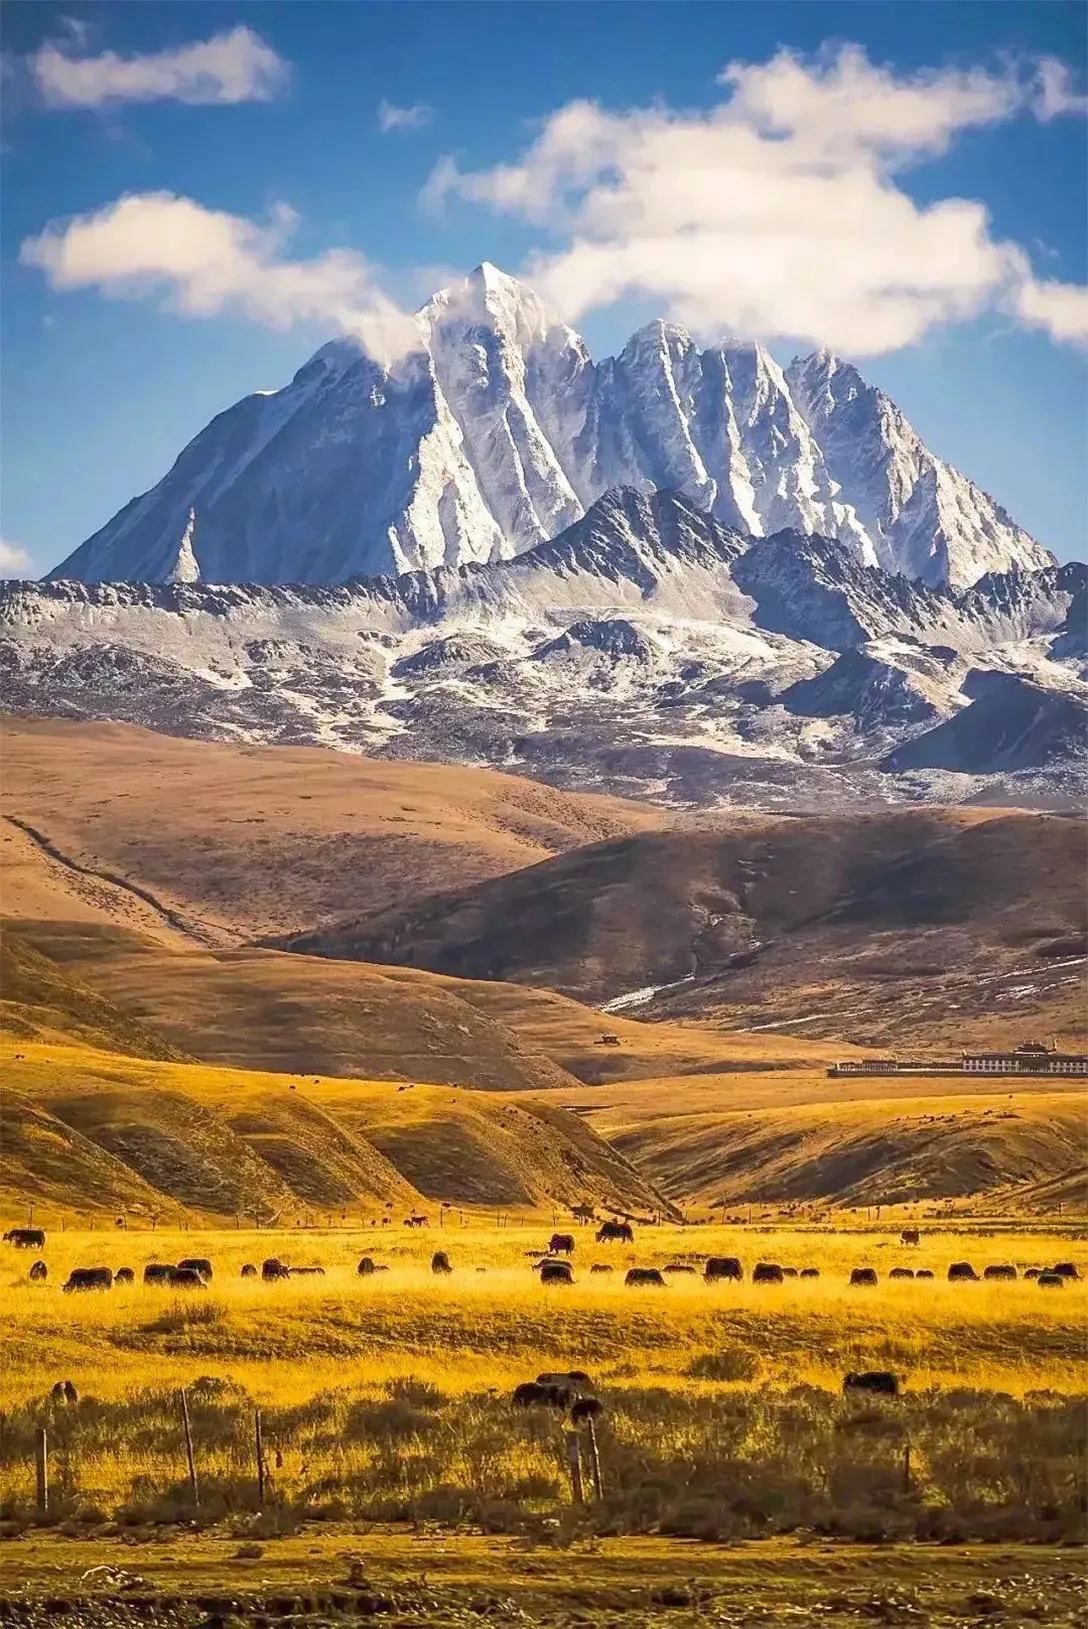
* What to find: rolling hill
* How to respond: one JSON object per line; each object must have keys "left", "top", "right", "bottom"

{"left": 0, "top": 1042, "right": 671, "bottom": 1223}
{"left": 0, "top": 715, "right": 665, "bottom": 940}
{"left": 536, "top": 1074, "right": 1088, "bottom": 1209}
{"left": 276, "top": 808, "right": 1087, "bottom": 1049}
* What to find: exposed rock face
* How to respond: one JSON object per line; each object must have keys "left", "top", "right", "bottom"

{"left": 7, "top": 490, "right": 1085, "bottom": 809}
{"left": 48, "top": 266, "right": 1052, "bottom": 591}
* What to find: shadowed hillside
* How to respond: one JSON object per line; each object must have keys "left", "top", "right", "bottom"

{"left": 275, "top": 808, "right": 1086, "bottom": 1049}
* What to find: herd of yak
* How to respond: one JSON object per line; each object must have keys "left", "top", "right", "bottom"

{"left": 4, "top": 1225, "right": 1080, "bottom": 1294}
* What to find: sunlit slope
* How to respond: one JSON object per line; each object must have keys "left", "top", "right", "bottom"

{"left": 376, "top": 966, "right": 855, "bottom": 1079}
{"left": 0, "top": 1043, "right": 669, "bottom": 1220}
{"left": 0, "top": 932, "right": 188, "bottom": 1060}
{"left": 1, "top": 715, "right": 665, "bottom": 940}
{"left": 11, "top": 918, "right": 856, "bottom": 1088}
{"left": 7, "top": 920, "right": 584, "bottom": 1091}
{"left": 0, "top": 1089, "right": 175, "bottom": 1217}
{"left": 550, "top": 1076, "right": 1088, "bottom": 1206}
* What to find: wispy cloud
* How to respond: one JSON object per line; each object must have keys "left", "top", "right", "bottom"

{"left": 20, "top": 191, "right": 419, "bottom": 363}
{"left": 428, "top": 44, "right": 1088, "bottom": 355}
{"left": 378, "top": 98, "right": 431, "bottom": 133}
{"left": 0, "top": 540, "right": 33, "bottom": 575}
{"left": 30, "top": 25, "right": 288, "bottom": 109}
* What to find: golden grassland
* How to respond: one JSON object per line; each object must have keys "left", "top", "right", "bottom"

{"left": 1, "top": 1218, "right": 1086, "bottom": 1577}
{"left": 4, "top": 1220, "right": 1085, "bottom": 1409}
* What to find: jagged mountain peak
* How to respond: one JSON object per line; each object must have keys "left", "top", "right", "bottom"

{"left": 49, "top": 261, "right": 1053, "bottom": 591}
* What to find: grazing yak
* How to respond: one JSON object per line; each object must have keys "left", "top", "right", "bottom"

{"left": 705, "top": 1257, "right": 743, "bottom": 1282}
{"left": 752, "top": 1263, "right": 784, "bottom": 1284}
{"left": 916, "top": 1269, "right": 935, "bottom": 1279}
{"left": 983, "top": 1264, "right": 1017, "bottom": 1281}
{"left": 114, "top": 1267, "right": 135, "bottom": 1284}
{"left": 143, "top": 1263, "right": 174, "bottom": 1284}
{"left": 947, "top": 1262, "right": 978, "bottom": 1282}
{"left": 624, "top": 1267, "right": 666, "bottom": 1288}
{"left": 262, "top": 1258, "right": 291, "bottom": 1281}
{"left": 570, "top": 1396, "right": 604, "bottom": 1424}
{"left": 431, "top": 1251, "right": 453, "bottom": 1275}
{"left": 1053, "top": 1262, "right": 1079, "bottom": 1279}
{"left": 843, "top": 1371, "right": 900, "bottom": 1397}
{"left": 548, "top": 1233, "right": 575, "bottom": 1255}
{"left": 63, "top": 1267, "right": 112, "bottom": 1292}
{"left": 536, "top": 1370, "right": 591, "bottom": 1388}
{"left": 4, "top": 1228, "right": 45, "bottom": 1250}
{"left": 50, "top": 1381, "right": 78, "bottom": 1404}
{"left": 241, "top": 1264, "right": 258, "bottom": 1278}
{"left": 28, "top": 1260, "right": 47, "bottom": 1282}
{"left": 590, "top": 1263, "right": 613, "bottom": 1274}
{"left": 1037, "top": 1272, "right": 1065, "bottom": 1288}
{"left": 889, "top": 1267, "right": 915, "bottom": 1279}
{"left": 900, "top": 1229, "right": 920, "bottom": 1246}
{"left": 513, "top": 1381, "right": 573, "bottom": 1408}
{"left": 356, "top": 1257, "right": 377, "bottom": 1277}
{"left": 850, "top": 1268, "right": 878, "bottom": 1287}
{"left": 539, "top": 1261, "right": 573, "bottom": 1285}
{"left": 780, "top": 1267, "right": 798, "bottom": 1278}
{"left": 800, "top": 1267, "right": 820, "bottom": 1279}
{"left": 177, "top": 1257, "right": 212, "bottom": 1281}
{"left": 596, "top": 1221, "right": 634, "bottom": 1244}
{"left": 663, "top": 1263, "right": 697, "bottom": 1275}
{"left": 169, "top": 1267, "right": 206, "bottom": 1288}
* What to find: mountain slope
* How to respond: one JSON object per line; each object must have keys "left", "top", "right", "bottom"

{"left": 5, "top": 500, "right": 1084, "bottom": 810}
{"left": 48, "top": 264, "right": 1050, "bottom": 591}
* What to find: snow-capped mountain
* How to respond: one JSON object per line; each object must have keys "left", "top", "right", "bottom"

{"left": 50, "top": 265, "right": 1051, "bottom": 593}
{"left": 7, "top": 489, "right": 1085, "bottom": 811}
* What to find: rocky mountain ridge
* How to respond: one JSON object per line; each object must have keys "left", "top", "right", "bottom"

{"left": 5, "top": 489, "right": 1084, "bottom": 811}
{"left": 49, "top": 264, "right": 1050, "bottom": 592}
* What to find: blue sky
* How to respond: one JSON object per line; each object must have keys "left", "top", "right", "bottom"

{"left": 2, "top": 0, "right": 1085, "bottom": 577}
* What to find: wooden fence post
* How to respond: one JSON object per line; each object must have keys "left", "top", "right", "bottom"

{"left": 34, "top": 1427, "right": 48, "bottom": 1514}
{"left": 254, "top": 1409, "right": 266, "bottom": 1509}
{"left": 178, "top": 1390, "right": 199, "bottom": 1508}
{"left": 902, "top": 1439, "right": 911, "bottom": 1493}
{"left": 564, "top": 1430, "right": 584, "bottom": 1505}
{"left": 585, "top": 1419, "right": 603, "bottom": 1502}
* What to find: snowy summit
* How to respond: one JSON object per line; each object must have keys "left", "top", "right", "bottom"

{"left": 49, "top": 265, "right": 1050, "bottom": 593}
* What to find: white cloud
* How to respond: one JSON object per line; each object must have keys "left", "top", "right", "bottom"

{"left": 30, "top": 25, "right": 288, "bottom": 108}
{"left": 0, "top": 540, "right": 33, "bottom": 575}
{"left": 429, "top": 44, "right": 1088, "bottom": 356}
{"left": 20, "top": 192, "right": 420, "bottom": 363}
{"left": 1034, "top": 56, "right": 1088, "bottom": 120}
{"left": 378, "top": 99, "right": 431, "bottom": 133}
{"left": 1014, "top": 278, "right": 1088, "bottom": 347}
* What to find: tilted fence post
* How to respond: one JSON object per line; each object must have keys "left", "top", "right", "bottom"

{"left": 585, "top": 1418, "right": 603, "bottom": 1502}
{"left": 178, "top": 1390, "right": 199, "bottom": 1508}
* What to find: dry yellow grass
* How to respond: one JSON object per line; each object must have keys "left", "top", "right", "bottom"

{"left": 0, "top": 1039, "right": 668, "bottom": 1221}
{"left": 3, "top": 1218, "right": 1084, "bottom": 1412}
